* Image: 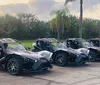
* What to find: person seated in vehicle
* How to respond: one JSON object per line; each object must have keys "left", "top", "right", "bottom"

{"left": 46, "top": 42, "right": 53, "bottom": 52}
{"left": 41, "top": 42, "right": 51, "bottom": 51}
{"left": 67, "top": 41, "right": 71, "bottom": 48}
{"left": 93, "top": 40, "right": 99, "bottom": 46}
{"left": 41, "top": 41, "right": 47, "bottom": 50}
{"left": 67, "top": 41, "right": 78, "bottom": 49}
{"left": 37, "top": 41, "right": 48, "bottom": 50}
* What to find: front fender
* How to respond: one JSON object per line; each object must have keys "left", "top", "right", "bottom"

{"left": 52, "top": 50, "right": 69, "bottom": 61}
{"left": 89, "top": 48, "right": 99, "bottom": 53}
{"left": 4, "top": 54, "right": 24, "bottom": 69}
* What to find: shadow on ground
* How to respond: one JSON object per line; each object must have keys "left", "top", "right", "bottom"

{"left": 21, "top": 69, "right": 53, "bottom": 77}
{"left": 0, "top": 61, "right": 100, "bottom": 77}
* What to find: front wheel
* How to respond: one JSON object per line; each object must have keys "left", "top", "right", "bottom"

{"left": 55, "top": 53, "right": 68, "bottom": 66}
{"left": 7, "top": 58, "right": 23, "bottom": 75}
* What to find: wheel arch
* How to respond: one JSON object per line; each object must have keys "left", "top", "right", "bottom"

{"left": 4, "top": 54, "right": 24, "bottom": 69}
{"left": 89, "top": 48, "right": 99, "bottom": 54}
{"left": 52, "top": 50, "right": 69, "bottom": 61}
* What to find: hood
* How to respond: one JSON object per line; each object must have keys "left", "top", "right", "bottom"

{"left": 90, "top": 47, "right": 100, "bottom": 51}
{"left": 76, "top": 48, "right": 89, "bottom": 55}
{"left": 37, "top": 50, "right": 53, "bottom": 61}
{"left": 7, "top": 49, "right": 44, "bottom": 60}
{"left": 55, "top": 47, "right": 82, "bottom": 55}
{"left": 67, "top": 48, "right": 82, "bottom": 55}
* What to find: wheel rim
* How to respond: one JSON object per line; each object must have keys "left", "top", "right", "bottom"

{"left": 7, "top": 60, "right": 19, "bottom": 75}
{"left": 56, "top": 54, "right": 65, "bottom": 66}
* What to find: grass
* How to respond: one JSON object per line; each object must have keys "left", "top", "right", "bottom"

{"left": 20, "top": 40, "right": 35, "bottom": 49}
{"left": 19, "top": 39, "right": 64, "bottom": 50}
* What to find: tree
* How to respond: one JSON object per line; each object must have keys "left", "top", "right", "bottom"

{"left": 50, "top": 8, "right": 70, "bottom": 40}
{"left": 67, "top": 15, "right": 79, "bottom": 38}
{"left": 17, "top": 13, "right": 51, "bottom": 39}
{"left": 0, "top": 13, "right": 100, "bottom": 40}
{"left": 0, "top": 13, "right": 51, "bottom": 39}
{"left": 83, "top": 19, "right": 100, "bottom": 39}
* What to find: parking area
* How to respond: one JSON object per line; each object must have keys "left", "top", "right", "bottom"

{"left": 0, "top": 62, "right": 100, "bottom": 85}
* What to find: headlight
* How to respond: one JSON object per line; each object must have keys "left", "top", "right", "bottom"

{"left": 80, "top": 49, "right": 89, "bottom": 55}
{"left": 34, "top": 60, "right": 38, "bottom": 62}
{"left": 77, "top": 53, "right": 87, "bottom": 57}
{"left": 38, "top": 51, "right": 52, "bottom": 61}
{"left": 77, "top": 54, "right": 80, "bottom": 57}
{"left": 81, "top": 50, "right": 87, "bottom": 53}
{"left": 40, "top": 58, "right": 48, "bottom": 63}
{"left": 24, "top": 58, "right": 37, "bottom": 62}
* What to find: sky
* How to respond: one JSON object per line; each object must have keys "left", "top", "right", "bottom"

{"left": 0, "top": 0, "right": 100, "bottom": 21}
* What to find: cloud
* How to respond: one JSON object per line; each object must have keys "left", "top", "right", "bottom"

{"left": 0, "top": 0, "right": 100, "bottom": 21}
{"left": 83, "top": 4, "right": 100, "bottom": 20}
{"left": 68, "top": 0, "right": 100, "bottom": 12}
{"left": 0, "top": 10, "right": 4, "bottom": 16}
{"left": 0, "top": 0, "right": 37, "bottom": 5}
{"left": 0, "top": 0, "right": 56, "bottom": 20}
{"left": 55, "top": 0, "right": 65, "bottom": 2}
{"left": 69, "top": 0, "right": 100, "bottom": 20}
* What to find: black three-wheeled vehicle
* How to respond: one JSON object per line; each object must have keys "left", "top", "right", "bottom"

{"left": 33, "top": 38, "right": 89, "bottom": 66}
{"left": 89, "top": 38, "right": 100, "bottom": 47}
{"left": 66, "top": 38, "right": 100, "bottom": 61}
{"left": 0, "top": 38, "right": 52, "bottom": 75}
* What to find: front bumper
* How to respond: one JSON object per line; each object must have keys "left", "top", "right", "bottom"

{"left": 75, "top": 53, "right": 89, "bottom": 64}
{"left": 31, "top": 58, "right": 52, "bottom": 72}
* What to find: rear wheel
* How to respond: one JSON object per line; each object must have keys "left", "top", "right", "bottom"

{"left": 7, "top": 58, "right": 23, "bottom": 75}
{"left": 55, "top": 53, "right": 68, "bottom": 66}
{"left": 89, "top": 51, "right": 97, "bottom": 61}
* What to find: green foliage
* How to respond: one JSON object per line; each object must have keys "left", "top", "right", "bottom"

{"left": 50, "top": 14, "right": 100, "bottom": 39}
{"left": 0, "top": 13, "right": 51, "bottom": 39}
{"left": 0, "top": 13, "right": 100, "bottom": 40}
{"left": 50, "top": 8, "right": 70, "bottom": 40}
{"left": 20, "top": 40, "right": 34, "bottom": 49}
{"left": 83, "top": 19, "right": 100, "bottom": 39}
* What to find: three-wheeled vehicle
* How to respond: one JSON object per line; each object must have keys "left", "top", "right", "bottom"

{"left": 66, "top": 38, "right": 100, "bottom": 61}
{"left": 32, "top": 38, "right": 89, "bottom": 66}
{"left": 89, "top": 38, "right": 100, "bottom": 47}
{"left": 0, "top": 38, "right": 52, "bottom": 75}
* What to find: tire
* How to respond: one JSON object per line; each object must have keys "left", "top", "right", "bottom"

{"left": 89, "top": 51, "right": 97, "bottom": 62}
{"left": 7, "top": 58, "right": 23, "bottom": 75}
{"left": 55, "top": 53, "right": 68, "bottom": 66}
{"left": 81, "top": 61, "right": 86, "bottom": 64}
{"left": 43, "top": 68, "right": 48, "bottom": 71}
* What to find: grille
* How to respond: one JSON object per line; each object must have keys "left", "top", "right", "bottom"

{"left": 79, "top": 53, "right": 87, "bottom": 58}
{"left": 40, "top": 58, "right": 48, "bottom": 63}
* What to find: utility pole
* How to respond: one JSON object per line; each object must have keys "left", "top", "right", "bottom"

{"left": 99, "top": 21, "right": 100, "bottom": 38}
{"left": 98, "top": 21, "right": 100, "bottom": 46}
{"left": 79, "top": 0, "right": 83, "bottom": 38}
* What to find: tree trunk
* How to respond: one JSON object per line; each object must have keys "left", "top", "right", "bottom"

{"left": 61, "top": 17, "right": 64, "bottom": 40}
{"left": 57, "top": 28, "right": 60, "bottom": 41}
